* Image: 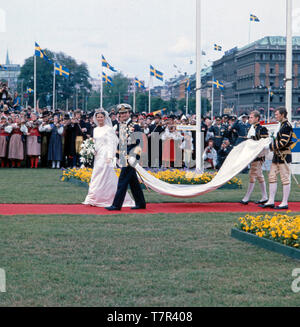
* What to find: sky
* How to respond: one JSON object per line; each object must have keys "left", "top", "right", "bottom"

{"left": 1, "top": 0, "right": 300, "bottom": 86}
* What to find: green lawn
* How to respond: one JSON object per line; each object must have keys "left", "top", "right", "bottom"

{"left": 0, "top": 168, "right": 300, "bottom": 307}
{"left": 0, "top": 212, "right": 300, "bottom": 307}
{"left": 0, "top": 168, "right": 299, "bottom": 204}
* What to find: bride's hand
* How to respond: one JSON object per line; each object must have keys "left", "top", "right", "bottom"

{"left": 106, "top": 158, "right": 113, "bottom": 164}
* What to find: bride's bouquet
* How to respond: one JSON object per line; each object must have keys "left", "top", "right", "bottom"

{"left": 80, "top": 138, "right": 96, "bottom": 167}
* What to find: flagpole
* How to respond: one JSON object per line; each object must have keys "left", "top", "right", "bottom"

{"left": 148, "top": 74, "right": 152, "bottom": 114}
{"left": 133, "top": 81, "right": 136, "bottom": 113}
{"left": 285, "top": 0, "right": 293, "bottom": 122}
{"left": 53, "top": 62, "right": 56, "bottom": 112}
{"left": 267, "top": 87, "right": 271, "bottom": 123}
{"left": 196, "top": 0, "right": 203, "bottom": 172}
{"left": 211, "top": 76, "right": 214, "bottom": 121}
{"left": 34, "top": 54, "right": 37, "bottom": 112}
{"left": 186, "top": 89, "right": 189, "bottom": 116}
{"left": 100, "top": 58, "right": 103, "bottom": 108}
{"left": 248, "top": 17, "right": 251, "bottom": 44}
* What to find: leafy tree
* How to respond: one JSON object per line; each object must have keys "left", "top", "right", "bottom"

{"left": 19, "top": 49, "right": 92, "bottom": 110}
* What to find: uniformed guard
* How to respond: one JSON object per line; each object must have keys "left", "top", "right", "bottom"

{"left": 240, "top": 111, "right": 269, "bottom": 205}
{"left": 209, "top": 116, "right": 227, "bottom": 151}
{"left": 231, "top": 113, "right": 251, "bottom": 146}
{"left": 106, "top": 104, "right": 146, "bottom": 211}
{"left": 260, "top": 107, "right": 294, "bottom": 210}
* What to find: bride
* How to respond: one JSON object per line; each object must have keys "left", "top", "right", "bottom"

{"left": 83, "top": 109, "right": 135, "bottom": 207}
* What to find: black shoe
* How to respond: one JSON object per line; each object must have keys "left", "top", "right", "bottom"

{"left": 105, "top": 206, "right": 121, "bottom": 211}
{"left": 259, "top": 204, "right": 275, "bottom": 209}
{"left": 274, "top": 205, "right": 289, "bottom": 210}
{"left": 240, "top": 200, "right": 249, "bottom": 205}
{"left": 131, "top": 206, "right": 146, "bottom": 210}
{"left": 255, "top": 199, "right": 268, "bottom": 205}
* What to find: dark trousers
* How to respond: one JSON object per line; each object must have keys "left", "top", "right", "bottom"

{"left": 112, "top": 166, "right": 146, "bottom": 209}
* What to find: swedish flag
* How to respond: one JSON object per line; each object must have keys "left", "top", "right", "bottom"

{"left": 135, "top": 78, "right": 145, "bottom": 90}
{"left": 27, "top": 88, "right": 34, "bottom": 94}
{"left": 186, "top": 78, "right": 191, "bottom": 92}
{"left": 35, "top": 42, "right": 52, "bottom": 64}
{"left": 102, "top": 55, "right": 117, "bottom": 72}
{"left": 0, "top": 64, "right": 7, "bottom": 70}
{"left": 150, "top": 65, "right": 164, "bottom": 81}
{"left": 250, "top": 14, "right": 260, "bottom": 22}
{"left": 103, "top": 72, "right": 113, "bottom": 86}
{"left": 214, "top": 44, "right": 222, "bottom": 51}
{"left": 55, "top": 63, "right": 70, "bottom": 78}
{"left": 151, "top": 108, "right": 167, "bottom": 116}
{"left": 212, "top": 80, "right": 224, "bottom": 90}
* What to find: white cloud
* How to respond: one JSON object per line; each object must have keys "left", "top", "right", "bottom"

{"left": 168, "top": 36, "right": 195, "bottom": 58}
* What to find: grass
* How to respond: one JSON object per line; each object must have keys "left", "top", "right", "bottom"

{"left": 0, "top": 168, "right": 299, "bottom": 204}
{"left": 0, "top": 168, "right": 300, "bottom": 307}
{"left": 0, "top": 212, "right": 300, "bottom": 307}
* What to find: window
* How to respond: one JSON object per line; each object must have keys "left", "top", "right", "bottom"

{"left": 260, "top": 96, "right": 264, "bottom": 103}
{"left": 260, "top": 65, "right": 266, "bottom": 73}
{"left": 279, "top": 96, "right": 284, "bottom": 103}
{"left": 270, "top": 67, "right": 275, "bottom": 74}
{"left": 260, "top": 78, "right": 265, "bottom": 87}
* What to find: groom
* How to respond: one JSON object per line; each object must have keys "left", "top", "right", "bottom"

{"left": 106, "top": 104, "right": 146, "bottom": 211}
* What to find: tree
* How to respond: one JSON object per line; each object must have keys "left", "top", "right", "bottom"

{"left": 19, "top": 49, "right": 92, "bottom": 109}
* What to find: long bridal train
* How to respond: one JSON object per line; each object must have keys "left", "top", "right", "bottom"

{"left": 130, "top": 138, "right": 272, "bottom": 199}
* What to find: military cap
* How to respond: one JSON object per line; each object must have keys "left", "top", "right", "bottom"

{"left": 117, "top": 103, "right": 132, "bottom": 113}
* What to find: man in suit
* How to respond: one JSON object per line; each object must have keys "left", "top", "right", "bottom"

{"left": 106, "top": 104, "right": 146, "bottom": 211}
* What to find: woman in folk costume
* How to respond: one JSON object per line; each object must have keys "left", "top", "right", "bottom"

{"left": 0, "top": 116, "right": 10, "bottom": 167}
{"left": 46, "top": 115, "right": 64, "bottom": 169}
{"left": 26, "top": 112, "right": 41, "bottom": 169}
{"left": 7, "top": 115, "right": 28, "bottom": 168}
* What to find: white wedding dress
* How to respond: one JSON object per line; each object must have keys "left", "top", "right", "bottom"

{"left": 83, "top": 124, "right": 135, "bottom": 207}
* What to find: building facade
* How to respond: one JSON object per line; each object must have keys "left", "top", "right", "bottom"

{"left": 0, "top": 51, "right": 21, "bottom": 92}
{"left": 211, "top": 36, "right": 300, "bottom": 118}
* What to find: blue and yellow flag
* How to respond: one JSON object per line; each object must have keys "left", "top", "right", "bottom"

{"left": 186, "top": 78, "right": 191, "bottom": 92}
{"left": 135, "top": 78, "right": 145, "bottom": 90}
{"left": 212, "top": 80, "right": 224, "bottom": 90}
{"left": 35, "top": 42, "right": 52, "bottom": 64}
{"left": 151, "top": 108, "right": 167, "bottom": 116}
{"left": 150, "top": 65, "right": 164, "bottom": 81}
{"left": 103, "top": 72, "right": 113, "bottom": 86}
{"left": 214, "top": 44, "right": 222, "bottom": 51}
{"left": 0, "top": 64, "right": 7, "bottom": 70}
{"left": 250, "top": 14, "right": 260, "bottom": 22}
{"left": 102, "top": 55, "right": 117, "bottom": 72}
{"left": 26, "top": 88, "right": 34, "bottom": 94}
{"left": 55, "top": 63, "right": 70, "bottom": 78}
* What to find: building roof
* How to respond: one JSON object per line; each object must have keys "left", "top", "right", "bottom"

{"left": 238, "top": 36, "right": 300, "bottom": 52}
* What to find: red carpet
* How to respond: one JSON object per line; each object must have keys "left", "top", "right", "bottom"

{"left": 0, "top": 202, "right": 300, "bottom": 216}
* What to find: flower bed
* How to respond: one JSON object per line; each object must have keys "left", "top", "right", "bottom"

{"left": 61, "top": 167, "right": 242, "bottom": 189}
{"left": 235, "top": 213, "right": 300, "bottom": 249}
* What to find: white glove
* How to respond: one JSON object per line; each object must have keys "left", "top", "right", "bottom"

{"left": 128, "top": 156, "right": 137, "bottom": 167}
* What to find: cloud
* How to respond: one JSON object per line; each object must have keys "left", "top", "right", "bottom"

{"left": 167, "top": 36, "right": 195, "bottom": 58}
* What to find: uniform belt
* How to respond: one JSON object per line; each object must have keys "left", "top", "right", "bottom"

{"left": 239, "top": 136, "right": 248, "bottom": 139}
{"left": 215, "top": 136, "right": 222, "bottom": 138}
